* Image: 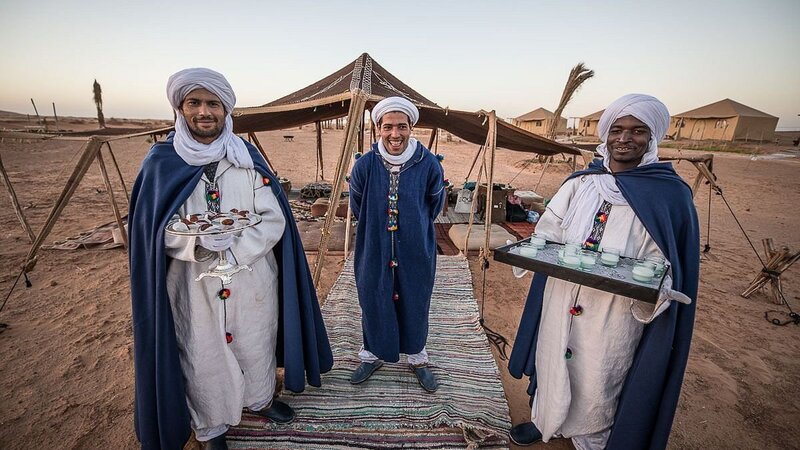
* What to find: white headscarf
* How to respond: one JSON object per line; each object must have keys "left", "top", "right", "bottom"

{"left": 371, "top": 96, "right": 421, "bottom": 165}
{"left": 166, "top": 68, "right": 253, "bottom": 168}
{"left": 560, "top": 94, "right": 670, "bottom": 245}
{"left": 371, "top": 96, "right": 420, "bottom": 127}
{"left": 595, "top": 93, "right": 670, "bottom": 171}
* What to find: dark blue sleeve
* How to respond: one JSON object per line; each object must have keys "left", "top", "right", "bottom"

{"left": 426, "top": 157, "right": 446, "bottom": 221}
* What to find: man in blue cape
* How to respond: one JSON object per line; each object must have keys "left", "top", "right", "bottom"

{"left": 128, "top": 68, "right": 332, "bottom": 450}
{"left": 507, "top": 94, "right": 700, "bottom": 449}
{"left": 347, "top": 96, "right": 446, "bottom": 392}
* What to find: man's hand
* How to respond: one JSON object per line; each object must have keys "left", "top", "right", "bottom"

{"left": 198, "top": 234, "right": 234, "bottom": 252}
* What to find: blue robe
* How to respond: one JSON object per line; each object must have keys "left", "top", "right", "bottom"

{"left": 348, "top": 142, "right": 445, "bottom": 362}
{"left": 128, "top": 134, "right": 333, "bottom": 450}
{"left": 508, "top": 159, "right": 700, "bottom": 450}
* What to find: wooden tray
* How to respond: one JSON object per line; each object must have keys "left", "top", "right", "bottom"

{"left": 493, "top": 239, "right": 666, "bottom": 303}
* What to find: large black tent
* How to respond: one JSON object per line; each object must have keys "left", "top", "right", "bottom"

{"left": 233, "top": 53, "right": 577, "bottom": 156}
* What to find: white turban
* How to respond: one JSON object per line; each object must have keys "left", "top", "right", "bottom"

{"left": 596, "top": 93, "right": 670, "bottom": 169}
{"left": 166, "top": 68, "right": 253, "bottom": 168}
{"left": 561, "top": 94, "right": 670, "bottom": 246}
{"left": 371, "top": 96, "right": 419, "bottom": 126}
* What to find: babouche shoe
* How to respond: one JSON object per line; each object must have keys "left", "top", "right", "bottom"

{"left": 350, "top": 361, "right": 384, "bottom": 384}
{"left": 411, "top": 364, "right": 439, "bottom": 393}
{"left": 253, "top": 399, "right": 296, "bottom": 424}
{"left": 202, "top": 434, "right": 228, "bottom": 450}
{"left": 509, "top": 421, "right": 543, "bottom": 446}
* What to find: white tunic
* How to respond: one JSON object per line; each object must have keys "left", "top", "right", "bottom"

{"left": 531, "top": 176, "right": 665, "bottom": 444}
{"left": 164, "top": 159, "right": 286, "bottom": 432}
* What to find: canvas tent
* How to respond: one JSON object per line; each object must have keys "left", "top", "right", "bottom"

{"left": 668, "top": 98, "right": 778, "bottom": 142}
{"left": 578, "top": 109, "right": 604, "bottom": 137}
{"left": 511, "top": 107, "right": 567, "bottom": 137}
{"left": 233, "top": 54, "right": 574, "bottom": 155}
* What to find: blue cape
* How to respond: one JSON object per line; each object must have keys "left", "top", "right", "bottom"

{"left": 128, "top": 135, "right": 333, "bottom": 450}
{"left": 507, "top": 159, "right": 699, "bottom": 449}
{"left": 349, "top": 142, "right": 445, "bottom": 361}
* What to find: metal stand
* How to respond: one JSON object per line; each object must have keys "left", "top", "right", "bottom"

{"left": 196, "top": 250, "right": 252, "bottom": 285}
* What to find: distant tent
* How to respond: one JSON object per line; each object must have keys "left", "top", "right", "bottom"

{"left": 668, "top": 99, "right": 778, "bottom": 141}
{"left": 578, "top": 109, "right": 604, "bottom": 137}
{"left": 511, "top": 107, "right": 567, "bottom": 137}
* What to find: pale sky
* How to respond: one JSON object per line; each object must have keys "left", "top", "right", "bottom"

{"left": 1, "top": 0, "right": 798, "bottom": 129}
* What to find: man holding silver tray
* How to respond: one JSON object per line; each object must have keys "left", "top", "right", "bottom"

{"left": 507, "top": 94, "right": 700, "bottom": 449}
{"left": 128, "top": 68, "right": 332, "bottom": 450}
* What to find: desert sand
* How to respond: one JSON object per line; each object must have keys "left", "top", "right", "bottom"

{"left": 0, "top": 121, "right": 798, "bottom": 449}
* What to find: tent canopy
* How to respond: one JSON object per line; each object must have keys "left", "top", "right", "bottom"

{"left": 233, "top": 53, "right": 577, "bottom": 156}
{"left": 674, "top": 98, "right": 777, "bottom": 120}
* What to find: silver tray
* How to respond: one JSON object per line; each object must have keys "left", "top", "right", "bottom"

{"left": 493, "top": 239, "right": 668, "bottom": 303}
{"left": 165, "top": 211, "right": 262, "bottom": 237}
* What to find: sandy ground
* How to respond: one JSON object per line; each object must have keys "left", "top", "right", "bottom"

{"left": 0, "top": 122, "right": 798, "bottom": 449}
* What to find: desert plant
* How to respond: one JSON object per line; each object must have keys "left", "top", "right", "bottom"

{"left": 547, "top": 62, "right": 594, "bottom": 140}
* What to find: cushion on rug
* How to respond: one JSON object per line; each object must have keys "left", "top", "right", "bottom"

{"left": 447, "top": 224, "right": 514, "bottom": 252}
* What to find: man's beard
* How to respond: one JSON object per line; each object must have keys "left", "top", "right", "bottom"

{"left": 188, "top": 116, "right": 223, "bottom": 139}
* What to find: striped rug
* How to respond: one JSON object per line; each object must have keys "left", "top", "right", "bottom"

{"left": 227, "top": 255, "right": 512, "bottom": 449}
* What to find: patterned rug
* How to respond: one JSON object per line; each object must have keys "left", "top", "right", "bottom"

{"left": 227, "top": 256, "right": 511, "bottom": 449}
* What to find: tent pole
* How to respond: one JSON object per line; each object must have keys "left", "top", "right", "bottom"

{"left": 315, "top": 120, "right": 323, "bottom": 181}
{"left": 465, "top": 145, "right": 483, "bottom": 183}
{"left": 534, "top": 155, "right": 553, "bottom": 193}
{"left": 96, "top": 148, "right": 128, "bottom": 249}
{"left": 369, "top": 114, "right": 377, "bottom": 145}
{"left": 104, "top": 142, "right": 130, "bottom": 203}
{"left": 247, "top": 132, "right": 275, "bottom": 173}
{"left": 482, "top": 112, "right": 498, "bottom": 259}
{"left": 358, "top": 113, "right": 365, "bottom": 154}
{"left": 462, "top": 150, "right": 484, "bottom": 255}
{"left": 427, "top": 127, "right": 438, "bottom": 152}
{"left": 314, "top": 91, "right": 368, "bottom": 286}
{"left": 23, "top": 136, "right": 104, "bottom": 274}
{"left": 0, "top": 153, "right": 36, "bottom": 243}
{"left": 344, "top": 200, "right": 353, "bottom": 256}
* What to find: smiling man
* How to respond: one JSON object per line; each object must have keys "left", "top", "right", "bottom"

{"left": 347, "top": 96, "right": 446, "bottom": 392}
{"left": 128, "top": 68, "right": 332, "bottom": 450}
{"left": 507, "top": 94, "right": 700, "bottom": 449}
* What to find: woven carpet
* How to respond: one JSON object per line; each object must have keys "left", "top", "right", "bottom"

{"left": 227, "top": 256, "right": 511, "bottom": 449}
{"left": 500, "top": 222, "right": 536, "bottom": 240}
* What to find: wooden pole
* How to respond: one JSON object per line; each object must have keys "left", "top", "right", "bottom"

{"left": 357, "top": 113, "right": 365, "bottom": 154}
{"left": 52, "top": 102, "right": 59, "bottom": 131}
{"left": 313, "top": 92, "right": 368, "bottom": 286}
{"left": 464, "top": 145, "right": 483, "bottom": 183}
{"left": 534, "top": 157, "right": 552, "bottom": 193}
{"left": 247, "top": 132, "right": 275, "bottom": 173}
{"left": 344, "top": 200, "right": 354, "bottom": 256}
{"left": 482, "top": 112, "right": 498, "bottom": 257}
{"left": 427, "top": 127, "right": 438, "bottom": 152}
{"left": 462, "top": 150, "right": 485, "bottom": 254}
{"left": 104, "top": 142, "right": 130, "bottom": 203}
{"left": 315, "top": 120, "right": 324, "bottom": 181}
{"left": 96, "top": 149, "right": 128, "bottom": 249}
{"left": 0, "top": 153, "right": 36, "bottom": 242}
{"left": 30, "top": 98, "right": 45, "bottom": 131}
{"left": 23, "top": 137, "right": 104, "bottom": 272}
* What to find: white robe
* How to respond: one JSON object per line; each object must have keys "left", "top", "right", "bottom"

{"left": 531, "top": 176, "right": 668, "bottom": 446}
{"left": 165, "top": 159, "right": 286, "bottom": 433}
